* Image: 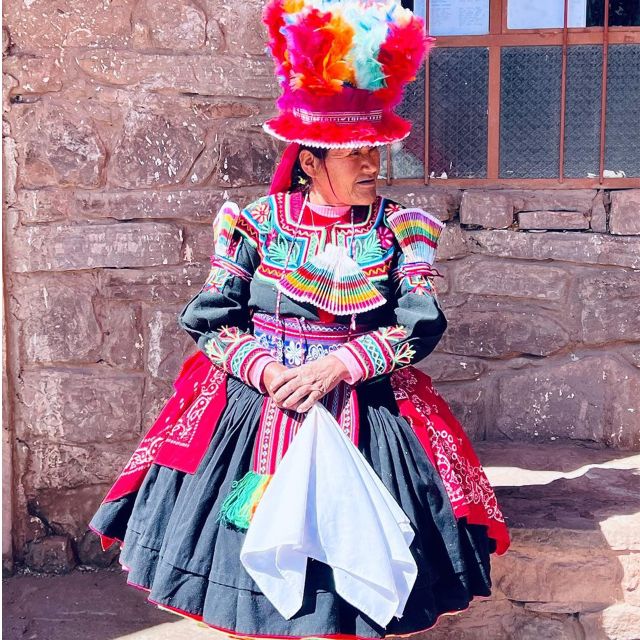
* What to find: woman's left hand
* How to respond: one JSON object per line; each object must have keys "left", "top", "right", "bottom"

{"left": 269, "top": 355, "right": 350, "bottom": 413}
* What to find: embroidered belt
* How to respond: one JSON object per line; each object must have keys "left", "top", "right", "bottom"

{"left": 250, "top": 312, "right": 368, "bottom": 476}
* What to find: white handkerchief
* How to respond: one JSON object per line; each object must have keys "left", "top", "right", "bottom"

{"left": 240, "top": 403, "right": 417, "bottom": 627}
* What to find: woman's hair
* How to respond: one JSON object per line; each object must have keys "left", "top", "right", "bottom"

{"left": 290, "top": 145, "right": 329, "bottom": 192}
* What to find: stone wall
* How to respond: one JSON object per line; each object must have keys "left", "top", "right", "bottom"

{"left": 3, "top": 0, "right": 640, "bottom": 576}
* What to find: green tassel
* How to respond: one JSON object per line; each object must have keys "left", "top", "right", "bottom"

{"left": 217, "top": 471, "right": 272, "bottom": 531}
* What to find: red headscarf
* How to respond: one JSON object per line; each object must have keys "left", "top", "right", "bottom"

{"left": 269, "top": 142, "right": 301, "bottom": 194}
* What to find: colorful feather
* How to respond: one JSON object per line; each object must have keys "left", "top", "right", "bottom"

{"left": 262, "top": 0, "right": 434, "bottom": 98}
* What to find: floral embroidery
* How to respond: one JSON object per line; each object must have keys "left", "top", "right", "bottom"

{"left": 284, "top": 340, "right": 305, "bottom": 366}
{"left": 204, "top": 326, "right": 273, "bottom": 385}
{"left": 203, "top": 266, "right": 230, "bottom": 294}
{"left": 384, "top": 202, "right": 403, "bottom": 216}
{"left": 340, "top": 324, "right": 416, "bottom": 381}
{"left": 377, "top": 225, "right": 395, "bottom": 249}
{"left": 250, "top": 201, "right": 271, "bottom": 226}
{"left": 405, "top": 274, "right": 435, "bottom": 296}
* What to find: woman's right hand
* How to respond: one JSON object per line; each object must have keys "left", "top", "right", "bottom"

{"left": 262, "top": 361, "right": 288, "bottom": 400}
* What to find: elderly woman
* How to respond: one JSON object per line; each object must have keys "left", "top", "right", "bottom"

{"left": 89, "top": 0, "right": 510, "bottom": 637}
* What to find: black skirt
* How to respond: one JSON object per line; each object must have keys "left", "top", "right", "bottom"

{"left": 90, "top": 375, "right": 495, "bottom": 638}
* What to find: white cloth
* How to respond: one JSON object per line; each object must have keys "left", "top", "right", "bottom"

{"left": 240, "top": 404, "right": 418, "bottom": 628}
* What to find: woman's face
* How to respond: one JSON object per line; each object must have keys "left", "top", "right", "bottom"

{"left": 300, "top": 146, "right": 381, "bottom": 206}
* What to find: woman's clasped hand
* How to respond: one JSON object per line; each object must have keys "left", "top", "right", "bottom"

{"left": 262, "top": 355, "right": 350, "bottom": 413}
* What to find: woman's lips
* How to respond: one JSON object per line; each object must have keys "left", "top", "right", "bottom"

{"left": 356, "top": 178, "right": 376, "bottom": 185}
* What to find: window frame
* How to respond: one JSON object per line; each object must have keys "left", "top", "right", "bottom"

{"left": 386, "top": 0, "right": 640, "bottom": 188}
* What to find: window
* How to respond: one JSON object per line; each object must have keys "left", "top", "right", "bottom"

{"left": 386, "top": 0, "right": 640, "bottom": 187}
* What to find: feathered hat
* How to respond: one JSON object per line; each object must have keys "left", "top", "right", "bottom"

{"left": 262, "top": 0, "right": 434, "bottom": 149}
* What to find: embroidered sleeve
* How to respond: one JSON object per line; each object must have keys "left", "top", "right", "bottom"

{"left": 333, "top": 207, "right": 447, "bottom": 383}
{"left": 178, "top": 199, "right": 276, "bottom": 388}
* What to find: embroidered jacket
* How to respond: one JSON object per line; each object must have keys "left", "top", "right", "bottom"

{"left": 178, "top": 190, "right": 447, "bottom": 388}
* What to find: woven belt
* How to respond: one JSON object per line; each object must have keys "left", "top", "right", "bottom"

{"left": 248, "top": 312, "right": 364, "bottom": 475}
{"left": 252, "top": 312, "right": 370, "bottom": 367}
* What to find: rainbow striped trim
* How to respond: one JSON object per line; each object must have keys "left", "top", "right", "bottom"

{"left": 213, "top": 202, "right": 241, "bottom": 257}
{"left": 278, "top": 243, "right": 387, "bottom": 315}
{"left": 385, "top": 208, "right": 445, "bottom": 265}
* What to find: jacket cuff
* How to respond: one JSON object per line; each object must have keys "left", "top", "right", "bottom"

{"left": 331, "top": 347, "right": 365, "bottom": 385}
{"left": 247, "top": 354, "right": 278, "bottom": 393}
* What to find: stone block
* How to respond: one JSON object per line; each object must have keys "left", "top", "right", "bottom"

{"left": 183, "top": 223, "right": 215, "bottom": 263}
{"left": 16, "top": 189, "right": 68, "bottom": 223}
{"left": 110, "top": 111, "right": 206, "bottom": 188}
{"left": 100, "top": 265, "right": 206, "bottom": 304}
{"left": 420, "top": 353, "right": 487, "bottom": 382}
{"left": 24, "top": 536, "right": 76, "bottom": 574}
{"left": 9, "top": 222, "right": 183, "bottom": 272}
{"left": 460, "top": 191, "right": 514, "bottom": 229}
{"left": 132, "top": 0, "right": 206, "bottom": 51}
{"left": 439, "top": 307, "right": 569, "bottom": 358}
{"left": 492, "top": 356, "right": 628, "bottom": 443}
{"left": 3, "top": 55, "right": 65, "bottom": 95}
{"left": 591, "top": 190, "right": 608, "bottom": 233}
{"left": 432, "top": 380, "right": 486, "bottom": 440}
{"left": 620, "top": 554, "right": 640, "bottom": 606}
{"left": 210, "top": 129, "right": 280, "bottom": 188}
{"left": 381, "top": 185, "right": 461, "bottom": 221}
{"left": 11, "top": 103, "right": 106, "bottom": 188}
{"left": 76, "top": 530, "right": 120, "bottom": 567}
{"left": 492, "top": 547, "right": 620, "bottom": 606}
{"left": 217, "top": 2, "right": 273, "bottom": 56}
{"left": 437, "top": 224, "right": 470, "bottom": 260}
{"left": 19, "top": 186, "right": 266, "bottom": 224}
{"left": 30, "top": 485, "right": 111, "bottom": 539}
{"left": 579, "top": 270, "right": 640, "bottom": 345}
{"left": 144, "top": 308, "right": 194, "bottom": 380}
{"left": 22, "top": 442, "right": 134, "bottom": 491}
{"left": 580, "top": 603, "right": 640, "bottom": 640}
{"left": 4, "top": 0, "right": 134, "bottom": 50}
{"left": 518, "top": 210, "right": 590, "bottom": 230}
{"left": 510, "top": 189, "right": 595, "bottom": 213}
{"left": 11, "top": 274, "right": 102, "bottom": 364}
{"left": 610, "top": 190, "right": 640, "bottom": 235}
{"left": 455, "top": 257, "right": 570, "bottom": 300}
{"left": 607, "top": 361, "right": 640, "bottom": 450}
{"left": 141, "top": 377, "right": 176, "bottom": 431}
{"left": 16, "top": 368, "right": 144, "bottom": 445}
{"left": 76, "top": 50, "right": 277, "bottom": 98}
{"left": 467, "top": 230, "right": 640, "bottom": 269}
{"left": 94, "top": 300, "right": 144, "bottom": 370}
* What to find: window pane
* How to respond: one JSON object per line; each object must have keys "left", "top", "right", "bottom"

{"left": 391, "top": 69, "right": 425, "bottom": 179}
{"left": 564, "top": 46, "right": 602, "bottom": 178}
{"left": 428, "top": 0, "right": 489, "bottom": 36}
{"left": 605, "top": 44, "right": 640, "bottom": 177}
{"left": 609, "top": 0, "right": 640, "bottom": 26}
{"left": 427, "top": 47, "right": 489, "bottom": 178}
{"left": 507, "top": 0, "right": 587, "bottom": 29}
{"left": 500, "top": 47, "right": 562, "bottom": 179}
{"left": 590, "top": 1, "right": 640, "bottom": 26}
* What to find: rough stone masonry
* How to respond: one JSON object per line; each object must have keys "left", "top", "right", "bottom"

{"left": 2, "top": 0, "right": 639, "bottom": 605}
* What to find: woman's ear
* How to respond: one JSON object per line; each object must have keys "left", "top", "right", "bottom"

{"left": 298, "top": 149, "right": 319, "bottom": 180}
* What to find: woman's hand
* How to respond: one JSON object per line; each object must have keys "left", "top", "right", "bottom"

{"left": 265, "top": 355, "right": 350, "bottom": 413}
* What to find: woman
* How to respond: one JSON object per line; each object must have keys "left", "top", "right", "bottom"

{"left": 89, "top": 0, "right": 510, "bottom": 637}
